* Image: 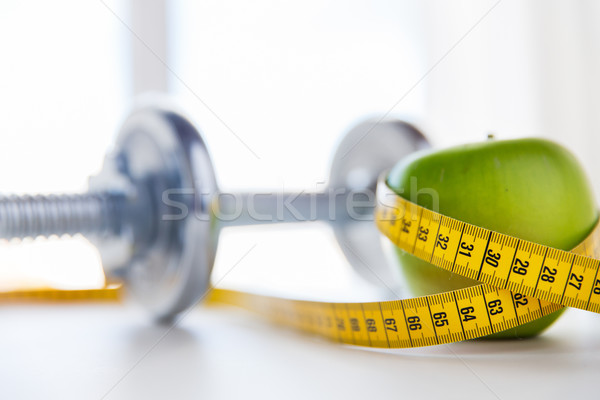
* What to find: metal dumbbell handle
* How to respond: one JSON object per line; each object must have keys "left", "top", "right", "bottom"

{"left": 0, "top": 193, "right": 120, "bottom": 239}
{"left": 0, "top": 190, "right": 367, "bottom": 239}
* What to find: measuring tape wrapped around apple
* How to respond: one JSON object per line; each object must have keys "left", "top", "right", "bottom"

{"left": 209, "top": 137, "right": 600, "bottom": 347}
{"left": 5, "top": 137, "right": 600, "bottom": 348}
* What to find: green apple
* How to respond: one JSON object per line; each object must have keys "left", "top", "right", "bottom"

{"left": 387, "top": 137, "right": 598, "bottom": 339}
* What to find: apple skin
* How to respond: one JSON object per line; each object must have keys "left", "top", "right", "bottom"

{"left": 387, "top": 138, "right": 598, "bottom": 339}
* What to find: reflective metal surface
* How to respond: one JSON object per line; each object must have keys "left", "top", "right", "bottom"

{"left": 91, "top": 97, "right": 218, "bottom": 320}
{"left": 329, "top": 118, "right": 430, "bottom": 290}
{"left": 90, "top": 108, "right": 432, "bottom": 317}
{"left": 0, "top": 94, "right": 430, "bottom": 320}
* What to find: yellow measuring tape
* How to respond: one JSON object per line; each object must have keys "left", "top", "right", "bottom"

{"left": 207, "top": 178, "right": 600, "bottom": 348}
{"left": 4, "top": 178, "right": 600, "bottom": 348}
{"left": 0, "top": 282, "right": 123, "bottom": 302}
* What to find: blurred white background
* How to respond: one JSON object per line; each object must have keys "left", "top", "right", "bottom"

{"left": 0, "top": 1, "right": 594, "bottom": 288}
{"left": 1, "top": 2, "right": 600, "bottom": 399}
{"left": 0, "top": 0, "right": 599, "bottom": 293}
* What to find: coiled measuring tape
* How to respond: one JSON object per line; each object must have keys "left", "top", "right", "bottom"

{"left": 207, "top": 177, "right": 600, "bottom": 348}
{"left": 4, "top": 177, "right": 600, "bottom": 348}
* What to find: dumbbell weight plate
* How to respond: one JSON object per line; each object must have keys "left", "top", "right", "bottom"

{"left": 328, "top": 118, "right": 430, "bottom": 293}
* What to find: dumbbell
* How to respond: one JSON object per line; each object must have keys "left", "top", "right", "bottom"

{"left": 0, "top": 95, "right": 429, "bottom": 320}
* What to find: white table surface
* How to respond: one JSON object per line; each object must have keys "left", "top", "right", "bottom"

{"left": 0, "top": 301, "right": 599, "bottom": 400}
{"left": 1, "top": 223, "right": 599, "bottom": 399}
